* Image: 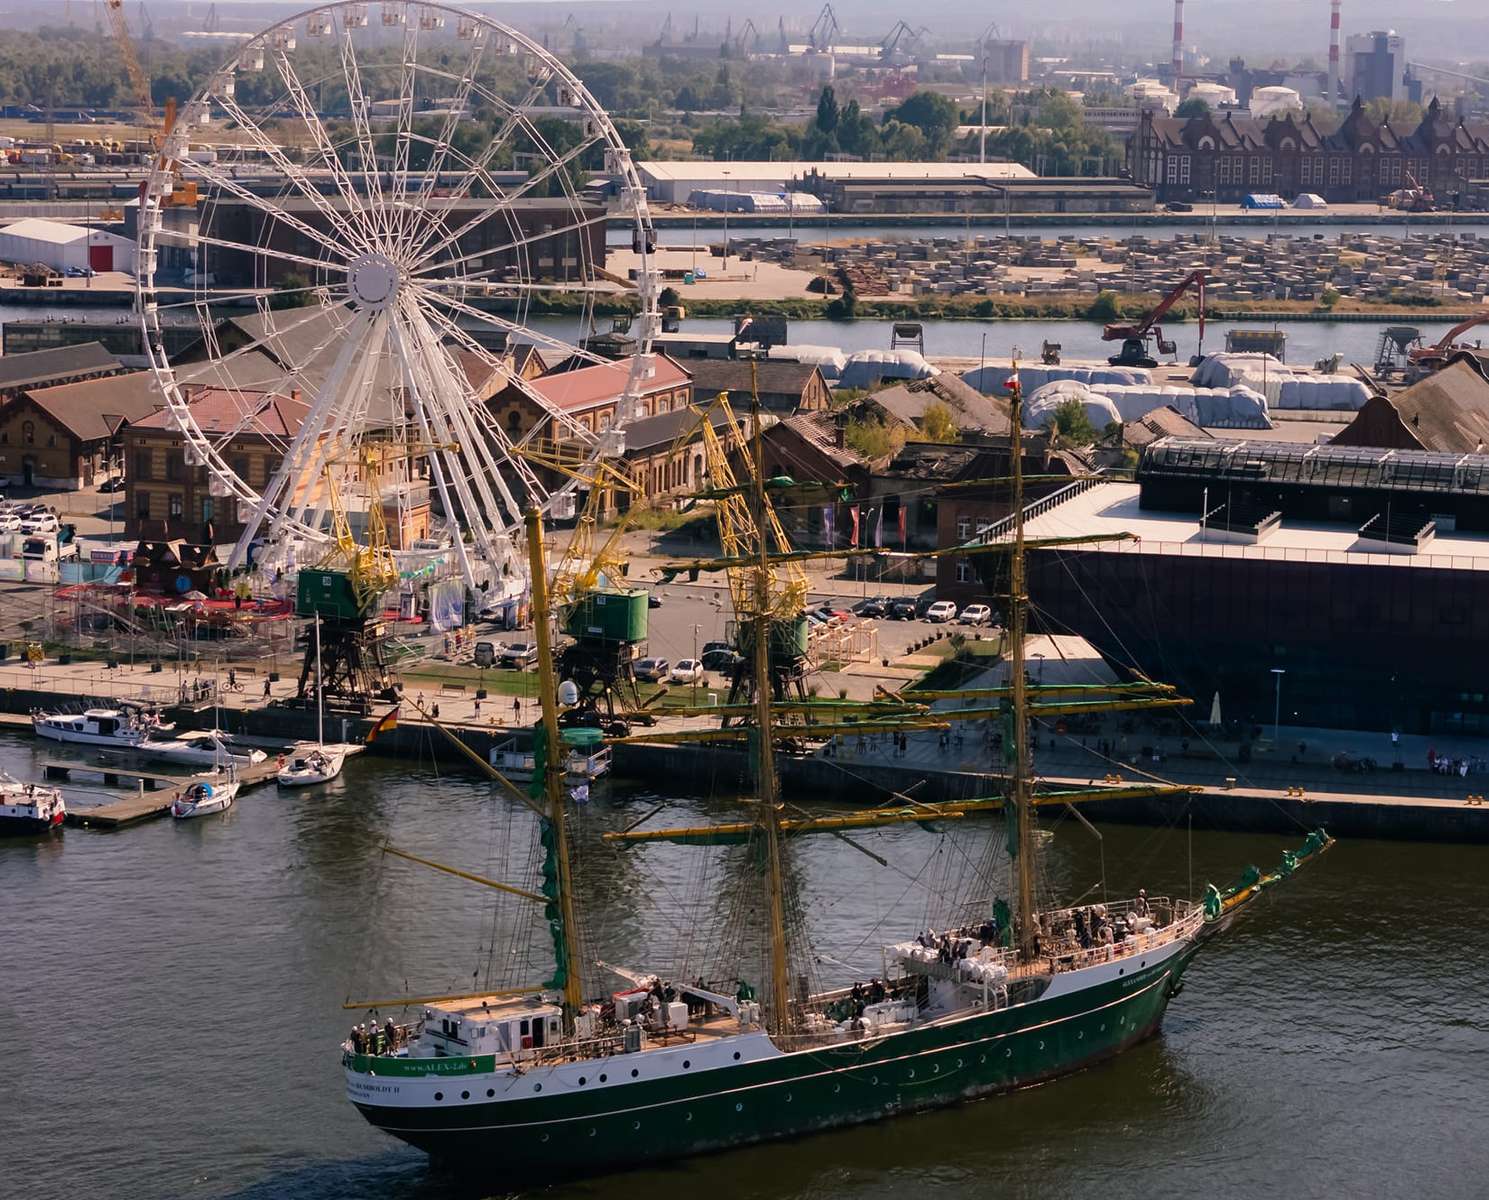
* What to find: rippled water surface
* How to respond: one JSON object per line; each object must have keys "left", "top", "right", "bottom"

{"left": 7, "top": 729, "right": 1487, "bottom": 1200}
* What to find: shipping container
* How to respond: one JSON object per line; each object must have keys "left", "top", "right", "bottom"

{"left": 295, "top": 568, "right": 367, "bottom": 620}
{"left": 562, "top": 588, "right": 648, "bottom": 643}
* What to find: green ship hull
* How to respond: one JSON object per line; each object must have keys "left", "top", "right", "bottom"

{"left": 350, "top": 944, "right": 1198, "bottom": 1177}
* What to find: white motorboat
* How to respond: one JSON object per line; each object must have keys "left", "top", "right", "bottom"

{"left": 32, "top": 707, "right": 155, "bottom": 748}
{"left": 170, "top": 776, "right": 238, "bottom": 819}
{"left": 139, "top": 729, "right": 267, "bottom": 768}
{"left": 489, "top": 738, "right": 612, "bottom": 784}
{"left": 278, "top": 615, "right": 346, "bottom": 788}
{"left": 0, "top": 773, "right": 65, "bottom": 835}
{"left": 278, "top": 745, "right": 346, "bottom": 787}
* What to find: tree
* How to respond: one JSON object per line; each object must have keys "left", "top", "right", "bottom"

{"left": 1088, "top": 290, "right": 1121, "bottom": 321}
{"left": 271, "top": 272, "right": 312, "bottom": 311}
{"left": 1044, "top": 398, "right": 1099, "bottom": 445}
{"left": 1175, "top": 97, "right": 1211, "bottom": 119}
{"left": 815, "top": 85, "right": 839, "bottom": 134}
{"left": 883, "top": 91, "right": 958, "bottom": 155}
{"left": 843, "top": 416, "right": 906, "bottom": 459}
{"left": 920, "top": 401, "right": 959, "bottom": 443}
{"left": 1364, "top": 97, "right": 1424, "bottom": 130}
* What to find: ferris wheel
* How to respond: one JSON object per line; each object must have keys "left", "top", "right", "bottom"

{"left": 135, "top": 0, "right": 658, "bottom": 599}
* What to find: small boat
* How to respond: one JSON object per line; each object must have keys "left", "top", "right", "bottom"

{"left": 32, "top": 707, "right": 153, "bottom": 748}
{"left": 278, "top": 745, "right": 346, "bottom": 787}
{"left": 171, "top": 776, "right": 238, "bottom": 820}
{"left": 489, "top": 737, "right": 611, "bottom": 784}
{"left": 279, "top": 616, "right": 346, "bottom": 788}
{"left": 0, "top": 773, "right": 65, "bottom": 835}
{"left": 139, "top": 729, "right": 267, "bottom": 768}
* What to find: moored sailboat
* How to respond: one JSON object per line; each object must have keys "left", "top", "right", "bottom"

{"left": 342, "top": 379, "right": 1333, "bottom": 1178}
{"left": 279, "top": 617, "right": 346, "bottom": 787}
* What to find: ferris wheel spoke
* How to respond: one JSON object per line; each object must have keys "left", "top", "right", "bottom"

{"left": 408, "top": 132, "right": 604, "bottom": 273}
{"left": 398, "top": 302, "right": 530, "bottom": 545}
{"left": 183, "top": 160, "right": 359, "bottom": 269}
{"left": 394, "top": 31, "right": 487, "bottom": 246}
{"left": 237, "top": 307, "right": 379, "bottom": 562}
{"left": 411, "top": 282, "right": 607, "bottom": 371}
{"left": 413, "top": 291, "right": 574, "bottom": 488}
{"left": 338, "top": 21, "right": 393, "bottom": 249}
{"left": 211, "top": 87, "right": 373, "bottom": 257}
{"left": 411, "top": 207, "right": 606, "bottom": 284}
{"left": 397, "top": 69, "right": 556, "bottom": 265}
{"left": 265, "top": 47, "right": 385, "bottom": 253}
{"left": 155, "top": 224, "right": 352, "bottom": 279}
{"left": 386, "top": 15, "right": 423, "bottom": 251}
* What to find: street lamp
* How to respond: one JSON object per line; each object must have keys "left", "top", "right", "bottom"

{"left": 1270, "top": 667, "right": 1286, "bottom": 743}
{"left": 721, "top": 169, "right": 731, "bottom": 271}
{"left": 691, "top": 622, "right": 701, "bottom": 704}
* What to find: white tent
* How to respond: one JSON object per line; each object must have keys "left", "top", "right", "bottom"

{"left": 0, "top": 218, "right": 135, "bottom": 274}
{"left": 1294, "top": 193, "right": 1329, "bottom": 209}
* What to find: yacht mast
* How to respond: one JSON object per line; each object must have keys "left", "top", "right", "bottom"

{"left": 747, "top": 371, "right": 793, "bottom": 1037}
{"left": 526, "top": 507, "right": 585, "bottom": 1022}
{"left": 1007, "top": 362, "right": 1038, "bottom": 959}
{"left": 314, "top": 614, "right": 324, "bottom": 749}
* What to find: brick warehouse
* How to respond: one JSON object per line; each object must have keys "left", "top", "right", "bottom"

{"left": 1130, "top": 97, "right": 1489, "bottom": 205}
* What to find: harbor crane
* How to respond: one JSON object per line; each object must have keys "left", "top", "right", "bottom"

{"left": 1102, "top": 269, "right": 1209, "bottom": 368}
{"left": 879, "top": 20, "right": 928, "bottom": 63}
{"left": 808, "top": 3, "right": 839, "bottom": 51}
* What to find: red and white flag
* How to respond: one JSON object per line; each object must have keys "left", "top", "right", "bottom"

{"left": 849, "top": 505, "right": 860, "bottom": 548}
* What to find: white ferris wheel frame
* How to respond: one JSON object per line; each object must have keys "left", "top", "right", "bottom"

{"left": 134, "top": 0, "right": 659, "bottom": 595}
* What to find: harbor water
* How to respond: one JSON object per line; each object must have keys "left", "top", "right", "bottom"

{"left": 7, "top": 729, "right": 1488, "bottom": 1199}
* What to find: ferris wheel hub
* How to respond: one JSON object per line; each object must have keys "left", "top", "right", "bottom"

{"left": 347, "top": 251, "right": 401, "bottom": 310}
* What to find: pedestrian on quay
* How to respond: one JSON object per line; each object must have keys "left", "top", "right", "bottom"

{"left": 263, "top": 678, "right": 271, "bottom": 699}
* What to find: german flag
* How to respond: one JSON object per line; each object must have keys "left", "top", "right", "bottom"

{"left": 365, "top": 706, "right": 400, "bottom": 744}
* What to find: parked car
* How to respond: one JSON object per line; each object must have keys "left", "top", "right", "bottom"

{"left": 701, "top": 640, "right": 731, "bottom": 657}
{"left": 498, "top": 641, "right": 538, "bottom": 669}
{"left": 701, "top": 648, "right": 740, "bottom": 672}
{"left": 888, "top": 598, "right": 917, "bottom": 620}
{"left": 21, "top": 515, "right": 58, "bottom": 535}
{"left": 647, "top": 593, "right": 663, "bottom": 609}
{"left": 669, "top": 659, "right": 704, "bottom": 684}
{"left": 473, "top": 641, "right": 498, "bottom": 667}
{"left": 634, "top": 657, "right": 670, "bottom": 682}
{"left": 958, "top": 604, "right": 993, "bottom": 626}
{"left": 851, "top": 596, "right": 888, "bottom": 618}
{"left": 97, "top": 476, "right": 126, "bottom": 493}
{"left": 1164, "top": 201, "right": 1194, "bottom": 213}
{"left": 925, "top": 600, "right": 958, "bottom": 623}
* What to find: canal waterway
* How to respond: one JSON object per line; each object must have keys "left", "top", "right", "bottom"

{"left": 7, "top": 728, "right": 1487, "bottom": 1199}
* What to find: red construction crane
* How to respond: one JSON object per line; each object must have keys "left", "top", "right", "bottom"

{"left": 1102, "top": 269, "right": 1209, "bottom": 368}
{"left": 1407, "top": 312, "right": 1489, "bottom": 375}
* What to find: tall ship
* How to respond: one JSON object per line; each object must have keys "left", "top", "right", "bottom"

{"left": 342, "top": 380, "right": 1332, "bottom": 1178}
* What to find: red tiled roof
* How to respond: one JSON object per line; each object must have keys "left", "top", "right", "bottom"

{"left": 133, "top": 387, "right": 311, "bottom": 439}
{"left": 528, "top": 354, "right": 689, "bottom": 414}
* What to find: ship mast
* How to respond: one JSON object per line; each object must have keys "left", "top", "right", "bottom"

{"left": 1007, "top": 360, "right": 1038, "bottom": 960}
{"left": 527, "top": 507, "right": 585, "bottom": 1024}
{"left": 747, "top": 368, "right": 793, "bottom": 1037}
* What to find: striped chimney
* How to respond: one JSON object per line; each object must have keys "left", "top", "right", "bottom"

{"left": 1328, "top": 0, "right": 1342, "bottom": 106}
{"left": 1172, "top": 0, "right": 1185, "bottom": 93}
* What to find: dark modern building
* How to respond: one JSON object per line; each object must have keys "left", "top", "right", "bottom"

{"left": 195, "top": 196, "right": 608, "bottom": 289}
{"left": 1000, "top": 436, "right": 1489, "bottom": 735}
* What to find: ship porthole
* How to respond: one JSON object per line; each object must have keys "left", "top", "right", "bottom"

{"left": 1077, "top": 1032, "right": 1084, "bottom": 1041}
{"left": 578, "top": 1077, "right": 586, "bottom": 1086}
{"left": 871, "top": 1076, "right": 879, "bottom": 1085}
{"left": 541, "top": 1133, "right": 549, "bottom": 1143}
{"left": 1099, "top": 1024, "right": 1105, "bottom": 1032}
{"left": 733, "top": 1052, "right": 741, "bottom": 1061}
{"left": 956, "top": 1059, "right": 963, "bottom": 1068}
{"left": 685, "top": 1112, "right": 693, "bottom": 1122}
{"left": 534, "top": 1084, "right": 543, "bottom": 1093}
{"left": 631, "top": 1069, "right": 639, "bottom": 1078}
{"left": 434, "top": 1091, "right": 444, "bottom": 1101}
{"left": 907, "top": 1069, "right": 915, "bottom": 1079}
{"left": 487, "top": 1089, "right": 495, "bottom": 1098}
{"left": 634, "top": 1121, "right": 641, "bottom": 1131}
{"left": 735, "top": 1103, "right": 743, "bottom": 1112}
{"left": 461, "top": 1090, "right": 470, "bottom": 1099}
{"left": 599, "top": 1074, "right": 607, "bottom": 1083}
{"left": 1119, "top": 969, "right": 1125, "bottom": 976}
{"left": 1038, "top": 1041, "right": 1045, "bottom": 1050}
{"left": 833, "top": 1083, "right": 841, "bottom": 1094}
{"left": 933, "top": 1065, "right": 939, "bottom": 1073}
{"left": 1004, "top": 1049, "right": 1010, "bottom": 1058}
{"left": 589, "top": 1128, "right": 596, "bottom": 1137}
{"left": 786, "top": 1093, "right": 793, "bottom": 1102}
{"left": 683, "top": 1060, "right": 691, "bottom": 1069}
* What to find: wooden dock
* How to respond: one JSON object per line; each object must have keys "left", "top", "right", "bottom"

{"left": 62, "top": 756, "right": 285, "bottom": 830}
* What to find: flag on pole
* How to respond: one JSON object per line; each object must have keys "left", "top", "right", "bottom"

{"left": 822, "top": 505, "right": 835, "bottom": 548}
{"left": 898, "top": 504, "right": 907, "bottom": 548}
{"left": 849, "top": 505, "right": 860, "bottom": 547}
{"left": 874, "top": 506, "right": 884, "bottom": 549}
{"left": 366, "top": 706, "right": 400, "bottom": 744}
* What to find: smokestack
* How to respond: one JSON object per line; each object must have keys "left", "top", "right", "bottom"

{"left": 1172, "top": 0, "right": 1185, "bottom": 96}
{"left": 1328, "top": 0, "right": 1342, "bottom": 106}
